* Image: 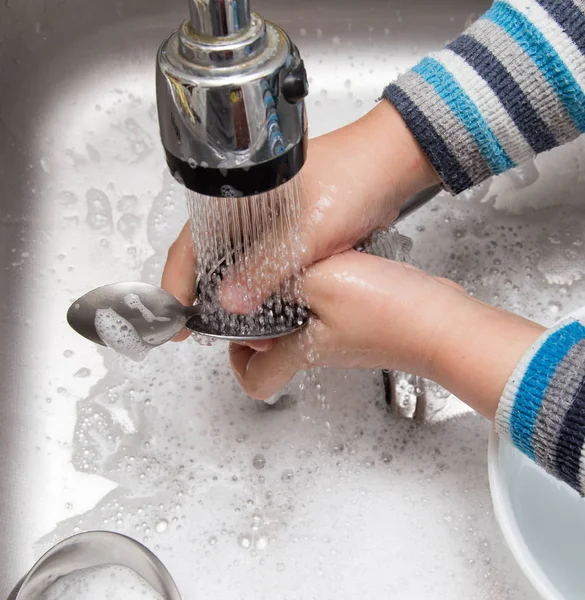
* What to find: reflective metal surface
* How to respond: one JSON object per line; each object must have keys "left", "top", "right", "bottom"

{"left": 67, "top": 281, "right": 309, "bottom": 346}
{"left": 67, "top": 282, "right": 194, "bottom": 347}
{"left": 156, "top": 2, "right": 308, "bottom": 195}
{"left": 3, "top": 0, "right": 585, "bottom": 597}
{"left": 188, "top": 0, "right": 251, "bottom": 38}
{"left": 184, "top": 309, "right": 308, "bottom": 341}
{"left": 14, "top": 531, "right": 181, "bottom": 600}
{"left": 395, "top": 183, "right": 442, "bottom": 224}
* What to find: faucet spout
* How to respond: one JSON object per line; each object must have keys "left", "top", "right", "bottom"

{"left": 156, "top": 0, "right": 309, "bottom": 197}
{"left": 188, "top": 0, "right": 251, "bottom": 38}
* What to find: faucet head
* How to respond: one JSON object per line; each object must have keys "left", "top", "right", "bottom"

{"left": 156, "top": 3, "right": 309, "bottom": 197}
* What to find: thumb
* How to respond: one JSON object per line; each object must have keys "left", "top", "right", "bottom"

{"left": 229, "top": 332, "right": 307, "bottom": 400}
{"left": 161, "top": 220, "right": 197, "bottom": 342}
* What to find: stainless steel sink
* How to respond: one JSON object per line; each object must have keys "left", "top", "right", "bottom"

{"left": 3, "top": 0, "right": 585, "bottom": 597}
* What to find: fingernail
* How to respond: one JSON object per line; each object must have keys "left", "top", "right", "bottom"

{"left": 246, "top": 339, "right": 274, "bottom": 352}
{"left": 171, "top": 329, "right": 190, "bottom": 342}
{"left": 262, "top": 393, "right": 280, "bottom": 405}
{"left": 231, "top": 344, "right": 256, "bottom": 382}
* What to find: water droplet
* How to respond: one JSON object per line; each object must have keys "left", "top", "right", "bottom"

{"left": 155, "top": 519, "right": 168, "bottom": 533}
{"left": 252, "top": 454, "right": 266, "bottom": 469}
{"left": 117, "top": 213, "right": 141, "bottom": 241}
{"left": 281, "top": 469, "right": 294, "bottom": 482}
{"left": 86, "top": 144, "right": 101, "bottom": 163}
{"left": 238, "top": 533, "right": 252, "bottom": 549}
{"left": 255, "top": 535, "right": 269, "bottom": 550}
{"left": 381, "top": 451, "right": 393, "bottom": 464}
{"left": 86, "top": 189, "right": 113, "bottom": 231}
{"left": 334, "top": 440, "right": 346, "bottom": 455}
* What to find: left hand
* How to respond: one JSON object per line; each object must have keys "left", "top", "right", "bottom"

{"left": 229, "top": 251, "right": 544, "bottom": 420}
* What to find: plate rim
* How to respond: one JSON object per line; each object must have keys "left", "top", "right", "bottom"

{"left": 487, "top": 430, "right": 564, "bottom": 600}
{"left": 487, "top": 305, "right": 585, "bottom": 600}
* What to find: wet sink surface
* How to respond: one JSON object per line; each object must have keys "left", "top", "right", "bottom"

{"left": 2, "top": 0, "right": 585, "bottom": 597}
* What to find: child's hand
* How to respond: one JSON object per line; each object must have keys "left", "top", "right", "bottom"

{"left": 162, "top": 102, "right": 438, "bottom": 320}
{"left": 230, "top": 251, "right": 545, "bottom": 420}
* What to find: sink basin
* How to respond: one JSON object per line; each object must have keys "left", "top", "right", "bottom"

{"left": 2, "top": 0, "right": 585, "bottom": 597}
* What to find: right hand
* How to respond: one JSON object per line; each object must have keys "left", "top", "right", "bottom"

{"left": 162, "top": 101, "right": 439, "bottom": 333}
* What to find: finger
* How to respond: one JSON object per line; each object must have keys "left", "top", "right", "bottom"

{"left": 162, "top": 220, "right": 197, "bottom": 305}
{"left": 161, "top": 221, "right": 197, "bottom": 342}
{"left": 230, "top": 332, "right": 308, "bottom": 400}
{"left": 299, "top": 251, "right": 441, "bottom": 328}
{"left": 172, "top": 329, "right": 192, "bottom": 342}
{"left": 299, "top": 250, "right": 371, "bottom": 312}
{"left": 244, "top": 339, "right": 274, "bottom": 352}
{"left": 229, "top": 343, "right": 257, "bottom": 389}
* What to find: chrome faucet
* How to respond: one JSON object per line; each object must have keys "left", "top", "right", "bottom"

{"left": 154, "top": 0, "right": 434, "bottom": 419}
{"left": 156, "top": 0, "right": 309, "bottom": 197}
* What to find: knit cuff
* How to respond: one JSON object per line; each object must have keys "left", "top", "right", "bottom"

{"left": 496, "top": 318, "right": 585, "bottom": 496}
{"left": 384, "top": 0, "right": 585, "bottom": 195}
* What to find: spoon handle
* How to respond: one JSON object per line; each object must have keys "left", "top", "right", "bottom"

{"left": 183, "top": 304, "right": 204, "bottom": 318}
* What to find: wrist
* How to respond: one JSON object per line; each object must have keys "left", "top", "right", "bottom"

{"left": 357, "top": 101, "right": 440, "bottom": 216}
{"left": 429, "top": 297, "right": 545, "bottom": 420}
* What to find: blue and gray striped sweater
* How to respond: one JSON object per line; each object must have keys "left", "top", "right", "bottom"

{"left": 384, "top": 0, "right": 585, "bottom": 495}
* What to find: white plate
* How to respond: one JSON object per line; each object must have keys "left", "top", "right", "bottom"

{"left": 488, "top": 307, "right": 585, "bottom": 600}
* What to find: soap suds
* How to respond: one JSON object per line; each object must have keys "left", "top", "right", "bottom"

{"left": 123, "top": 293, "right": 171, "bottom": 323}
{"left": 41, "top": 564, "right": 165, "bottom": 600}
{"left": 94, "top": 308, "right": 152, "bottom": 362}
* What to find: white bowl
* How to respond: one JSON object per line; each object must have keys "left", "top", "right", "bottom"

{"left": 488, "top": 306, "right": 585, "bottom": 600}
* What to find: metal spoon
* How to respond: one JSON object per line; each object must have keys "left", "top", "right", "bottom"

{"left": 67, "top": 282, "right": 307, "bottom": 346}
{"left": 67, "top": 185, "right": 441, "bottom": 349}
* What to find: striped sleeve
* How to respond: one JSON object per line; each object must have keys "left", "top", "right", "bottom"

{"left": 383, "top": 0, "right": 585, "bottom": 194}
{"left": 496, "top": 318, "right": 585, "bottom": 496}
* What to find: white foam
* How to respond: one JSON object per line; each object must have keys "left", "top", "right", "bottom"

{"left": 123, "top": 293, "right": 171, "bottom": 323}
{"left": 41, "top": 564, "right": 165, "bottom": 600}
{"left": 94, "top": 308, "right": 152, "bottom": 362}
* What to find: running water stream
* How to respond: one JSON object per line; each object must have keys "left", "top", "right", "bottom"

{"left": 186, "top": 176, "right": 306, "bottom": 337}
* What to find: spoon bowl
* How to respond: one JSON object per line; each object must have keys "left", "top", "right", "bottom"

{"left": 67, "top": 282, "right": 190, "bottom": 348}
